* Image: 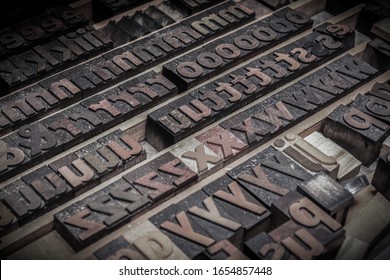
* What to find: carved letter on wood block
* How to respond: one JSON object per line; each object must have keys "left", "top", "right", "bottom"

{"left": 323, "top": 105, "right": 390, "bottom": 166}
{"left": 297, "top": 172, "right": 353, "bottom": 224}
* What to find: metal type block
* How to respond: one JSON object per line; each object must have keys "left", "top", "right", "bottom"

{"left": 0, "top": 179, "right": 44, "bottom": 224}
{"left": 21, "top": 165, "right": 73, "bottom": 207}
{"left": 323, "top": 104, "right": 390, "bottom": 166}
{"left": 227, "top": 146, "right": 311, "bottom": 208}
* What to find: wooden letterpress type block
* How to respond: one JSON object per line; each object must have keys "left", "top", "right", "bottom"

{"left": 220, "top": 110, "right": 269, "bottom": 148}
{"left": 122, "top": 154, "right": 176, "bottom": 203}
{"left": 102, "top": 87, "right": 141, "bottom": 122}
{"left": 325, "top": 55, "right": 378, "bottom": 87}
{"left": 62, "top": 105, "right": 104, "bottom": 140}
{"left": 0, "top": 89, "right": 39, "bottom": 127}
{"left": 356, "top": 2, "right": 390, "bottom": 38}
{"left": 181, "top": 190, "right": 243, "bottom": 245}
{"left": 49, "top": 153, "right": 98, "bottom": 196}
{"left": 259, "top": 0, "right": 289, "bottom": 10}
{"left": 371, "top": 152, "right": 390, "bottom": 200}
{"left": 0, "top": 110, "right": 12, "bottom": 136}
{"left": 352, "top": 93, "right": 390, "bottom": 125}
{"left": 119, "top": 71, "right": 177, "bottom": 112}
{"left": 75, "top": 141, "right": 121, "bottom": 183}
{"left": 0, "top": 59, "right": 27, "bottom": 92}
{"left": 0, "top": 180, "right": 44, "bottom": 224}
{"left": 228, "top": 146, "right": 311, "bottom": 208}
{"left": 336, "top": 236, "right": 369, "bottom": 260}
{"left": 9, "top": 122, "right": 62, "bottom": 163}
{"left": 149, "top": 203, "right": 214, "bottom": 259}
{"left": 147, "top": 152, "right": 197, "bottom": 192}
{"left": 244, "top": 231, "right": 295, "bottom": 260}
{"left": 146, "top": 95, "right": 201, "bottom": 151}
{"left": 272, "top": 133, "right": 339, "bottom": 178}
{"left": 368, "top": 82, "right": 390, "bottom": 102}
{"left": 42, "top": 112, "right": 82, "bottom": 151}
{"left": 363, "top": 38, "right": 390, "bottom": 72}
{"left": 116, "top": 16, "right": 148, "bottom": 41}
{"left": 54, "top": 200, "right": 107, "bottom": 251}
{"left": 98, "top": 129, "right": 146, "bottom": 170}
{"left": 171, "top": 138, "right": 223, "bottom": 180}
{"left": 84, "top": 190, "right": 131, "bottom": 231}
{"left": 81, "top": 93, "right": 122, "bottom": 128}
{"left": 39, "top": 74, "right": 82, "bottom": 105}
{"left": 323, "top": 104, "right": 390, "bottom": 166}
{"left": 0, "top": 136, "right": 29, "bottom": 181}
{"left": 271, "top": 191, "right": 345, "bottom": 252}
{"left": 304, "top": 132, "right": 361, "bottom": 181}
{"left": 105, "top": 178, "right": 150, "bottom": 218}
{"left": 297, "top": 172, "right": 353, "bottom": 224}
{"left": 145, "top": 6, "right": 175, "bottom": 27}
{"left": 19, "top": 85, "right": 59, "bottom": 115}
{"left": 132, "top": 11, "right": 162, "bottom": 33}
{"left": 0, "top": 200, "right": 18, "bottom": 237}
{"left": 94, "top": 236, "right": 146, "bottom": 260}
{"left": 149, "top": 200, "right": 215, "bottom": 259}
{"left": 268, "top": 220, "right": 328, "bottom": 259}
{"left": 51, "top": 6, "right": 86, "bottom": 29}
{"left": 205, "top": 240, "right": 248, "bottom": 260}
{"left": 122, "top": 220, "right": 189, "bottom": 260}
{"left": 99, "top": 21, "right": 133, "bottom": 47}
{"left": 163, "top": 47, "right": 211, "bottom": 91}
{"left": 21, "top": 165, "right": 73, "bottom": 207}
{"left": 314, "top": 22, "right": 354, "bottom": 50}
{"left": 62, "top": 64, "right": 103, "bottom": 97}
{"left": 202, "top": 175, "right": 271, "bottom": 238}
{"left": 195, "top": 125, "right": 248, "bottom": 165}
